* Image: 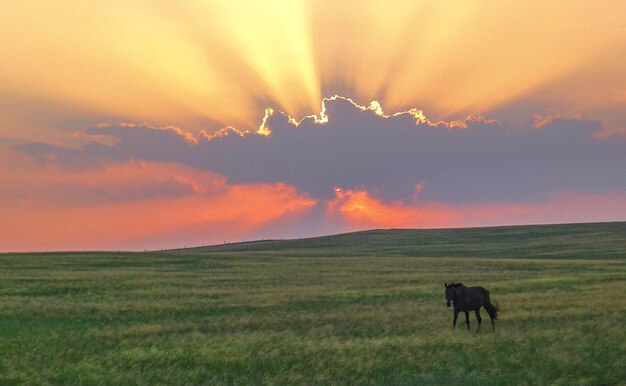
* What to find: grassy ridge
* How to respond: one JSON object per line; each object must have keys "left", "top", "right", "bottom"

{"left": 0, "top": 222, "right": 625, "bottom": 385}
{"left": 178, "top": 221, "right": 626, "bottom": 259}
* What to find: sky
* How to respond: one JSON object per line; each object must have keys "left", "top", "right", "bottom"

{"left": 1, "top": 1, "right": 625, "bottom": 251}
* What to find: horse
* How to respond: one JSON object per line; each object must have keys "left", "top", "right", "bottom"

{"left": 444, "top": 282, "right": 499, "bottom": 332}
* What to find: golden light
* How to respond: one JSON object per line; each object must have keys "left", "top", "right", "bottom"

{"left": 1, "top": 0, "right": 624, "bottom": 141}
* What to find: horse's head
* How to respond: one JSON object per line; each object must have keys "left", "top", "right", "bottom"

{"left": 444, "top": 282, "right": 455, "bottom": 307}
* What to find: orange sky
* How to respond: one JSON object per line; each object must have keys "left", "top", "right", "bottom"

{"left": 0, "top": 155, "right": 316, "bottom": 250}
{"left": 1, "top": 1, "right": 625, "bottom": 251}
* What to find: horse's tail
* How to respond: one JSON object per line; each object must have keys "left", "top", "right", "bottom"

{"left": 485, "top": 300, "right": 499, "bottom": 320}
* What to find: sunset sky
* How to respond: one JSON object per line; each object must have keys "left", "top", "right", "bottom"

{"left": 1, "top": 1, "right": 626, "bottom": 251}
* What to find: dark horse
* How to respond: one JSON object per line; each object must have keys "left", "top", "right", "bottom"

{"left": 444, "top": 282, "right": 499, "bottom": 332}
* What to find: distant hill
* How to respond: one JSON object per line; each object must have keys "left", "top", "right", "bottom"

{"left": 167, "top": 221, "right": 626, "bottom": 259}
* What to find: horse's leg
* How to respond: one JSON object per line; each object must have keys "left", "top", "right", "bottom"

{"left": 474, "top": 309, "right": 482, "bottom": 333}
{"left": 464, "top": 311, "right": 470, "bottom": 331}
{"left": 490, "top": 314, "right": 496, "bottom": 332}
{"left": 452, "top": 310, "right": 459, "bottom": 329}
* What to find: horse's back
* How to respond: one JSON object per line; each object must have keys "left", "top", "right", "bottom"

{"left": 469, "top": 286, "right": 491, "bottom": 302}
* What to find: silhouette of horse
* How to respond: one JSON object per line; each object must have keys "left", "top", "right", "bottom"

{"left": 444, "top": 282, "right": 499, "bottom": 332}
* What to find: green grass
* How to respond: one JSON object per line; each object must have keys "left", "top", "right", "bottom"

{"left": 1, "top": 222, "right": 625, "bottom": 385}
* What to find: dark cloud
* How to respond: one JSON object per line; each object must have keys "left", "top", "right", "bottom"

{"left": 14, "top": 97, "right": 626, "bottom": 204}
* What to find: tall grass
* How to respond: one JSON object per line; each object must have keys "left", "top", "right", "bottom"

{"left": 1, "top": 223, "right": 625, "bottom": 385}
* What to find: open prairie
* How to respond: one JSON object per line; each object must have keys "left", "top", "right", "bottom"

{"left": 1, "top": 222, "right": 625, "bottom": 385}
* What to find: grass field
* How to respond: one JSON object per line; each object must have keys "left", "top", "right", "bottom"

{"left": 1, "top": 222, "right": 625, "bottom": 385}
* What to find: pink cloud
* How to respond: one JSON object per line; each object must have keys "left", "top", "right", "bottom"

{"left": 0, "top": 152, "right": 316, "bottom": 251}
{"left": 326, "top": 188, "right": 626, "bottom": 231}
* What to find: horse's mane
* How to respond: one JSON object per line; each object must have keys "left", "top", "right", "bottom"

{"left": 451, "top": 283, "right": 464, "bottom": 288}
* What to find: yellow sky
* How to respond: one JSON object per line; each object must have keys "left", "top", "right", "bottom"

{"left": 1, "top": 0, "right": 625, "bottom": 142}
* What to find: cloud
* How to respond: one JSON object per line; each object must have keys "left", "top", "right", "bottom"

{"left": 14, "top": 96, "right": 626, "bottom": 206}
{"left": 326, "top": 188, "right": 626, "bottom": 231}
{"left": 532, "top": 109, "right": 583, "bottom": 129}
{"left": 0, "top": 155, "right": 316, "bottom": 251}
{"left": 4, "top": 92, "right": 626, "bottom": 252}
